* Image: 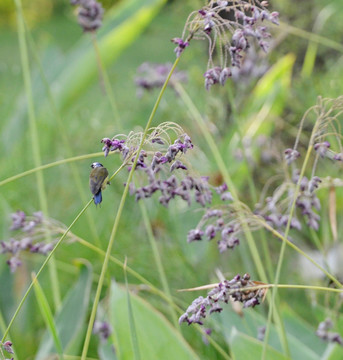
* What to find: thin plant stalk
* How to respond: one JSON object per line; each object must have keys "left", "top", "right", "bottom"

{"left": 279, "top": 21, "right": 343, "bottom": 53}
{"left": 138, "top": 199, "right": 179, "bottom": 329}
{"left": 180, "top": 283, "right": 343, "bottom": 294}
{"left": 74, "top": 236, "right": 230, "bottom": 359}
{"left": 80, "top": 57, "right": 180, "bottom": 360}
{"left": 1, "top": 161, "right": 126, "bottom": 342}
{"left": 226, "top": 84, "right": 274, "bottom": 281}
{"left": 1, "top": 198, "right": 93, "bottom": 343}
{"left": 124, "top": 259, "right": 141, "bottom": 360}
{"left": 174, "top": 82, "right": 289, "bottom": 356}
{"left": 226, "top": 85, "right": 259, "bottom": 205}
{"left": 260, "top": 220, "right": 342, "bottom": 288}
{"left": 174, "top": 82, "right": 268, "bottom": 281}
{"left": 262, "top": 120, "right": 342, "bottom": 358}
{"left": 0, "top": 152, "right": 104, "bottom": 187}
{"left": 15, "top": 0, "right": 61, "bottom": 308}
{"left": 91, "top": 32, "right": 121, "bottom": 129}
{"left": 26, "top": 30, "right": 104, "bottom": 250}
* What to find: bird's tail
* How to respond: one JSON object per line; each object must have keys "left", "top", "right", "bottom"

{"left": 94, "top": 191, "right": 102, "bottom": 205}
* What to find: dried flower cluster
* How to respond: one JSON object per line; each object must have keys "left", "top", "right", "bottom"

{"left": 101, "top": 123, "right": 232, "bottom": 209}
{"left": 316, "top": 318, "right": 343, "bottom": 346}
{"left": 1, "top": 211, "right": 70, "bottom": 273}
{"left": 172, "top": 0, "right": 279, "bottom": 89}
{"left": 179, "top": 274, "right": 266, "bottom": 325}
{"left": 70, "top": 0, "right": 104, "bottom": 32}
{"left": 187, "top": 204, "right": 251, "bottom": 254}
{"left": 134, "top": 62, "right": 187, "bottom": 97}
{"left": 257, "top": 169, "right": 322, "bottom": 232}
{"left": 259, "top": 97, "right": 343, "bottom": 237}
{"left": 1, "top": 340, "right": 14, "bottom": 358}
{"left": 93, "top": 321, "right": 113, "bottom": 343}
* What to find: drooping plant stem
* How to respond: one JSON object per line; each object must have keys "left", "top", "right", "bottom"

{"left": 262, "top": 108, "right": 343, "bottom": 358}
{"left": 91, "top": 32, "right": 121, "bottom": 129}
{"left": 80, "top": 57, "right": 180, "bottom": 360}
{"left": 15, "top": 0, "right": 61, "bottom": 308}
{"left": 1, "top": 199, "right": 93, "bottom": 343}
{"left": 138, "top": 199, "right": 179, "bottom": 328}
{"left": 174, "top": 82, "right": 289, "bottom": 357}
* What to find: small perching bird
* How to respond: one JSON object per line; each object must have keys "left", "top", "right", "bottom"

{"left": 89, "top": 162, "right": 109, "bottom": 205}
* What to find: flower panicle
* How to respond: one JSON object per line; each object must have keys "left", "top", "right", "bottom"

{"left": 93, "top": 320, "right": 113, "bottom": 343}
{"left": 70, "top": 0, "right": 104, "bottom": 32}
{"left": 172, "top": 0, "right": 279, "bottom": 90}
{"left": 1, "top": 211, "right": 71, "bottom": 273}
{"left": 316, "top": 318, "right": 343, "bottom": 346}
{"left": 179, "top": 274, "right": 267, "bottom": 326}
{"left": 134, "top": 62, "right": 188, "bottom": 97}
{"left": 1, "top": 340, "right": 14, "bottom": 356}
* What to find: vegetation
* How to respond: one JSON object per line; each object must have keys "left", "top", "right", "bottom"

{"left": 1, "top": 0, "right": 343, "bottom": 359}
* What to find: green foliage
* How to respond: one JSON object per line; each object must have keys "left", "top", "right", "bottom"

{"left": 1, "top": 0, "right": 343, "bottom": 359}
{"left": 35, "top": 263, "right": 93, "bottom": 359}
{"left": 109, "top": 281, "right": 198, "bottom": 360}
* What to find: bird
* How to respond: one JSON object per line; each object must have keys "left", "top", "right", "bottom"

{"left": 89, "top": 162, "right": 109, "bottom": 205}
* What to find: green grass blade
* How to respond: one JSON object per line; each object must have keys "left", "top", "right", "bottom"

{"left": 109, "top": 281, "right": 199, "bottom": 360}
{"left": 35, "top": 262, "right": 93, "bottom": 359}
{"left": 124, "top": 264, "right": 141, "bottom": 360}
{"left": 32, "top": 274, "right": 64, "bottom": 359}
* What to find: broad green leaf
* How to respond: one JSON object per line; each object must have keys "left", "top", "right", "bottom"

{"left": 99, "top": 342, "right": 118, "bottom": 360}
{"left": 109, "top": 281, "right": 199, "bottom": 360}
{"left": 230, "top": 327, "right": 288, "bottom": 360}
{"left": 55, "top": 0, "right": 168, "bottom": 110}
{"left": 282, "top": 305, "right": 326, "bottom": 356}
{"left": 226, "top": 54, "right": 295, "bottom": 180}
{"left": 323, "top": 343, "right": 343, "bottom": 360}
{"left": 216, "top": 305, "right": 322, "bottom": 360}
{"left": 2, "top": 0, "right": 167, "bottom": 153}
{"left": 33, "top": 275, "right": 63, "bottom": 358}
{"left": 35, "top": 262, "right": 92, "bottom": 360}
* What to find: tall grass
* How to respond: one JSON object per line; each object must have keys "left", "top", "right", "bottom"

{"left": 1, "top": 0, "right": 343, "bottom": 359}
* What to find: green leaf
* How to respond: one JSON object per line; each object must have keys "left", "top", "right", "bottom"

{"left": 33, "top": 275, "right": 64, "bottom": 358}
{"left": 2, "top": 0, "right": 167, "bottom": 154}
{"left": 282, "top": 305, "right": 326, "bottom": 356}
{"left": 35, "top": 262, "right": 92, "bottom": 359}
{"left": 99, "top": 341, "right": 118, "bottom": 360}
{"left": 109, "top": 281, "right": 199, "bottom": 360}
{"left": 230, "top": 327, "right": 288, "bottom": 360}
{"left": 226, "top": 54, "right": 296, "bottom": 180}
{"left": 216, "top": 305, "right": 323, "bottom": 360}
{"left": 55, "top": 0, "right": 168, "bottom": 110}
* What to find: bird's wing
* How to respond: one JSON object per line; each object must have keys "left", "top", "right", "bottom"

{"left": 89, "top": 167, "right": 109, "bottom": 195}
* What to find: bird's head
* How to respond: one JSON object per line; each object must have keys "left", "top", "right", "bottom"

{"left": 91, "top": 162, "right": 103, "bottom": 169}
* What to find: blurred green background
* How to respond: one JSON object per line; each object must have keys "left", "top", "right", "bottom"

{"left": 1, "top": 0, "right": 343, "bottom": 359}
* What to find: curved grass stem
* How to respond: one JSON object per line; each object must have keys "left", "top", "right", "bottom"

{"left": 15, "top": 0, "right": 60, "bottom": 308}
{"left": 0, "top": 161, "right": 125, "bottom": 343}
{"left": 174, "top": 82, "right": 289, "bottom": 357}
{"left": 80, "top": 57, "right": 180, "bottom": 360}
{"left": 1, "top": 198, "right": 93, "bottom": 343}
{"left": 91, "top": 32, "right": 121, "bottom": 129}
{"left": 0, "top": 152, "right": 104, "bottom": 187}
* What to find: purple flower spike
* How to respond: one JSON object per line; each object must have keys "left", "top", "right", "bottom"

{"left": 219, "top": 67, "right": 232, "bottom": 85}
{"left": 204, "top": 67, "right": 222, "bottom": 90}
{"left": 171, "top": 38, "right": 189, "bottom": 57}
{"left": 71, "top": 0, "right": 104, "bottom": 32}
{"left": 93, "top": 320, "right": 113, "bottom": 342}
{"left": 179, "top": 274, "right": 266, "bottom": 326}
{"left": 334, "top": 153, "right": 343, "bottom": 161}
{"left": 10, "top": 211, "right": 26, "bottom": 230}
{"left": 284, "top": 148, "right": 300, "bottom": 164}
{"left": 2, "top": 340, "right": 14, "bottom": 354}
{"left": 187, "top": 229, "right": 204, "bottom": 242}
{"left": 314, "top": 141, "right": 330, "bottom": 158}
